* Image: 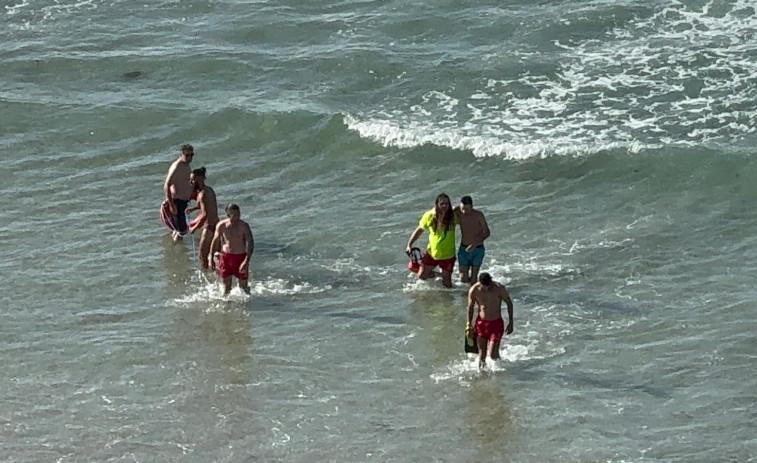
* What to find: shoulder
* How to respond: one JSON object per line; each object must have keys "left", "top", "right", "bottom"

{"left": 477, "top": 210, "right": 489, "bottom": 226}
{"left": 420, "top": 209, "right": 434, "bottom": 222}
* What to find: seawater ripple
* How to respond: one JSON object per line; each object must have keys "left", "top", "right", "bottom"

{"left": 346, "top": 0, "right": 757, "bottom": 159}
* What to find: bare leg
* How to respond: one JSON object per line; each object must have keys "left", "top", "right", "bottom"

{"left": 469, "top": 266, "right": 480, "bottom": 286}
{"left": 418, "top": 265, "right": 436, "bottom": 280}
{"left": 477, "top": 337, "right": 488, "bottom": 369}
{"left": 222, "top": 277, "right": 232, "bottom": 296}
{"left": 490, "top": 339, "right": 502, "bottom": 361}
{"left": 459, "top": 265, "right": 470, "bottom": 284}
{"left": 198, "top": 229, "right": 211, "bottom": 269}
{"left": 441, "top": 269, "right": 453, "bottom": 288}
{"left": 239, "top": 279, "right": 251, "bottom": 295}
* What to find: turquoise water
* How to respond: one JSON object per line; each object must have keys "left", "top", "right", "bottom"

{"left": 2, "top": 0, "right": 756, "bottom": 461}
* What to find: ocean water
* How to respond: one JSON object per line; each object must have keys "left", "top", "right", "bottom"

{"left": 2, "top": 0, "right": 756, "bottom": 461}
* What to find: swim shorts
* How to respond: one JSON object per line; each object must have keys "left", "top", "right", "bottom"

{"left": 171, "top": 199, "right": 189, "bottom": 233}
{"left": 458, "top": 244, "right": 485, "bottom": 267}
{"left": 218, "top": 252, "right": 248, "bottom": 280}
{"left": 475, "top": 317, "right": 505, "bottom": 342}
{"left": 420, "top": 252, "right": 456, "bottom": 273}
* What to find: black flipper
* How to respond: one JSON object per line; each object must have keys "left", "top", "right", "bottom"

{"left": 464, "top": 333, "right": 478, "bottom": 353}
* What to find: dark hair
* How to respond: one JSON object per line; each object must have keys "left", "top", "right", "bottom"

{"left": 433, "top": 193, "right": 453, "bottom": 232}
{"left": 461, "top": 195, "right": 473, "bottom": 206}
{"left": 192, "top": 167, "right": 206, "bottom": 177}
{"left": 479, "top": 272, "right": 492, "bottom": 286}
{"left": 181, "top": 144, "right": 194, "bottom": 153}
{"left": 225, "top": 203, "right": 240, "bottom": 213}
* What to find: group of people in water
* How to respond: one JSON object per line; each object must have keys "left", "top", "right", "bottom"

{"left": 162, "top": 145, "right": 513, "bottom": 368}
{"left": 406, "top": 193, "right": 515, "bottom": 368}
{"left": 162, "top": 144, "right": 254, "bottom": 296}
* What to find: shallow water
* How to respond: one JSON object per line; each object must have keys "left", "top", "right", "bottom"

{"left": 2, "top": 0, "right": 756, "bottom": 461}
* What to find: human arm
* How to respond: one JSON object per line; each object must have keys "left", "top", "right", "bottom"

{"left": 163, "top": 164, "right": 177, "bottom": 214}
{"left": 188, "top": 192, "right": 206, "bottom": 234}
{"left": 240, "top": 222, "right": 254, "bottom": 271}
{"left": 406, "top": 226, "right": 424, "bottom": 254}
{"left": 478, "top": 213, "right": 491, "bottom": 244}
{"left": 466, "top": 287, "right": 476, "bottom": 339}
{"left": 501, "top": 286, "right": 514, "bottom": 334}
{"left": 207, "top": 224, "right": 221, "bottom": 269}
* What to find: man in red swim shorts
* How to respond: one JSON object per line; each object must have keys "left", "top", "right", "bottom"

{"left": 208, "top": 203, "right": 254, "bottom": 296}
{"left": 465, "top": 272, "right": 514, "bottom": 369}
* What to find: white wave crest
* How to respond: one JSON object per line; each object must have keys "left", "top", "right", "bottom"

{"left": 347, "top": 0, "right": 757, "bottom": 159}
{"left": 5, "top": 0, "right": 100, "bottom": 28}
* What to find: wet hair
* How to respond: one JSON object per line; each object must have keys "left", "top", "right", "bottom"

{"left": 433, "top": 193, "right": 454, "bottom": 232}
{"left": 192, "top": 167, "right": 206, "bottom": 178}
{"left": 479, "top": 272, "right": 492, "bottom": 286}
{"left": 461, "top": 195, "right": 473, "bottom": 206}
{"left": 225, "top": 203, "right": 240, "bottom": 213}
{"left": 181, "top": 143, "right": 194, "bottom": 153}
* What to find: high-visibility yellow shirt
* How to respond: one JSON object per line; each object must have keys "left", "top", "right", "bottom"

{"left": 419, "top": 209, "right": 458, "bottom": 260}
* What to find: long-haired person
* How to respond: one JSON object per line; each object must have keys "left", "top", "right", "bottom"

{"left": 405, "top": 193, "right": 458, "bottom": 288}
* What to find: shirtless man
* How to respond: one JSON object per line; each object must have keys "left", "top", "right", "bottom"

{"left": 188, "top": 167, "right": 219, "bottom": 269}
{"left": 208, "top": 204, "right": 254, "bottom": 296}
{"left": 465, "top": 272, "right": 514, "bottom": 369}
{"left": 163, "top": 144, "right": 194, "bottom": 241}
{"left": 456, "top": 196, "right": 490, "bottom": 285}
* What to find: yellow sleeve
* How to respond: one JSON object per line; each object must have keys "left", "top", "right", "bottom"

{"left": 419, "top": 209, "right": 434, "bottom": 230}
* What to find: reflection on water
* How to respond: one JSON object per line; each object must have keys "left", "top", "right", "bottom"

{"left": 165, "top": 287, "right": 255, "bottom": 385}
{"left": 161, "top": 234, "right": 199, "bottom": 297}
{"left": 465, "top": 377, "right": 513, "bottom": 457}
{"left": 179, "top": 308, "right": 253, "bottom": 385}
{"left": 407, "top": 291, "right": 468, "bottom": 366}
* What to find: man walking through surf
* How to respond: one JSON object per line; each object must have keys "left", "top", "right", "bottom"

{"left": 455, "top": 195, "right": 490, "bottom": 285}
{"left": 465, "top": 272, "right": 514, "bottom": 369}
{"left": 208, "top": 204, "right": 254, "bottom": 296}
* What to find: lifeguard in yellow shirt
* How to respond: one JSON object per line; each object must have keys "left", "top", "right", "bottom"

{"left": 405, "top": 193, "right": 458, "bottom": 288}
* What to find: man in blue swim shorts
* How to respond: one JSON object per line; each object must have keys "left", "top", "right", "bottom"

{"left": 456, "top": 196, "right": 490, "bottom": 285}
